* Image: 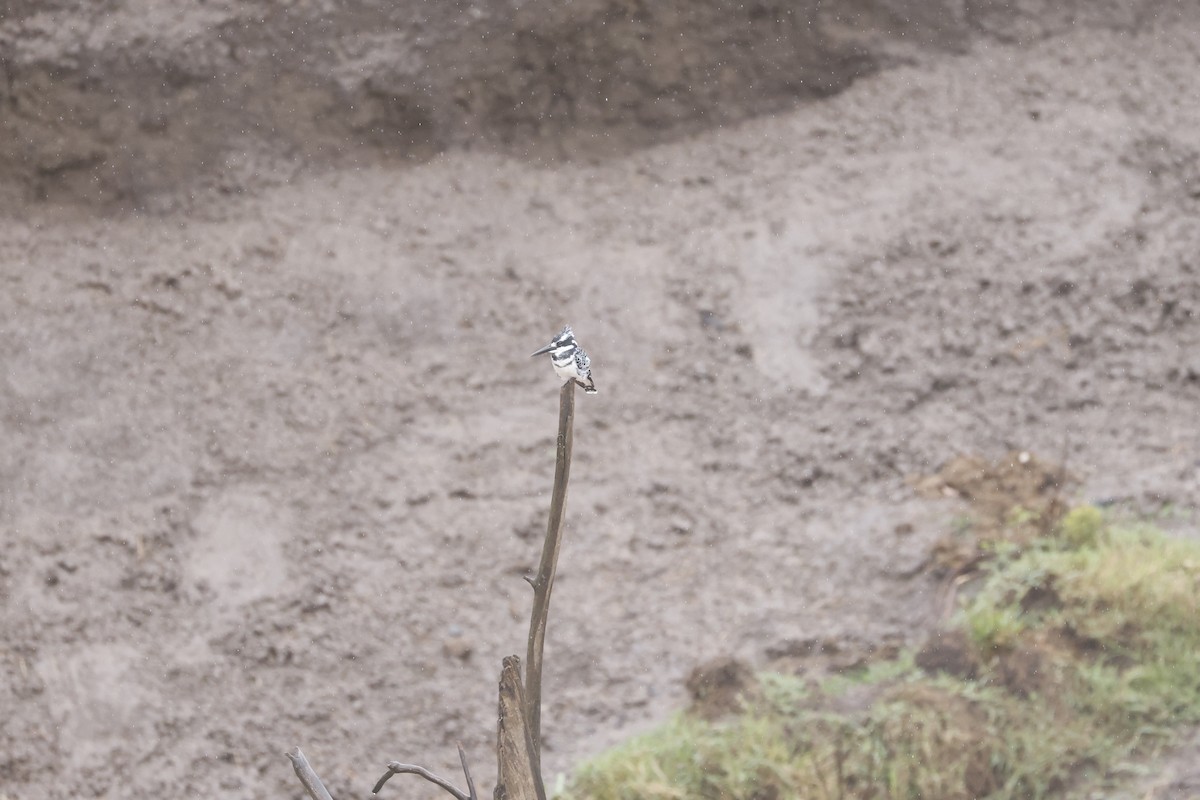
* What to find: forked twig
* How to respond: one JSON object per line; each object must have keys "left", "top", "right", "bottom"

{"left": 371, "top": 742, "right": 478, "bottom": 800}
{"left": 525, "top": 380, "right": 575, "bottom": 783}
{"left": 286, "top": 748, "right": 335, "bottom": 800}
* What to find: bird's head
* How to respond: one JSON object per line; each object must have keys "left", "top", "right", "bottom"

{"left": 530, "top": 325, "right": 575, "bottom": 357}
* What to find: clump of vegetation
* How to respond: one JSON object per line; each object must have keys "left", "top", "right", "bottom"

{"left": 1058, "top": 504, "right": 1104, "bottom": 549}
{"left": 560, "top": 509, "right": 1200, "bottom": 800}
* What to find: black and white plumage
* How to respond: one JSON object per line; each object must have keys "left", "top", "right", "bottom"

{"left": 530, "top": 325, "right": 597, "bottom": 394}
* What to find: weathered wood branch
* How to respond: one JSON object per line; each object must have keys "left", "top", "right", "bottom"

{"left": 495, "top": 655, "right": 545, "bottom": 800}
{"left": 371, "top": 747, "right": 476, "bottom": 800}
{"left": 286, "top": 748, "right": 334, "bottom": 800}
{"left": 288, "top": 371, "right": 580, "bottom": 800}
{"left": 524, "top": 380, "right": 575, "bottom": 784}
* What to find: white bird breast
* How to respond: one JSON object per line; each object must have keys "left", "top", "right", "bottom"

{"left": 552, "top": 356, "right": 582, "bottom": 381}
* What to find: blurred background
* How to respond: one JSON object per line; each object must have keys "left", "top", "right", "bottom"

{"left": 1, "top": 1, "right": 1199, "bottom": 798}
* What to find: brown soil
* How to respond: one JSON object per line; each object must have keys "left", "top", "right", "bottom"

{"left": 685, "top": 656, "right": 758, "bottom": 721}
{"left": 917, "top": 452, "right": 1070, "bottom": 526}
{"left": 920, "top": 450, "right": 1075, "bottom": 575}
{"left": 2, "top": 2, "right": 1200, "bottom": 798}
{"left": 915, "top": 629, "right": 981, "bottom": 681}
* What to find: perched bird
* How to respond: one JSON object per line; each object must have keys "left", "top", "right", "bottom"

{"left": 531, "top": 325, "right": 597, "bottom": 394}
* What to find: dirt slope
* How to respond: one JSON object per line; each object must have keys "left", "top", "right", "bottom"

{"left": 0, "top": 0, "right": 1164, "bottom": 207}
{"left": 2, "top": 3, "right": 1200, "bottom": 799}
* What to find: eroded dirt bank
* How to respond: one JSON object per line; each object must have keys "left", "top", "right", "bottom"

{"left": 2, "top": 3, "right": 1200, "bottom": 799}
{"left": 0, "top": 0, "right": 1167, "bottom": 207}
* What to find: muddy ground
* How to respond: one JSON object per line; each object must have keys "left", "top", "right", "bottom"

{"left": 2, "top": 2, "right": 1200, "bottom": 798}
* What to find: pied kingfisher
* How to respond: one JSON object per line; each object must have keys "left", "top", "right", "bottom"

{"left": 530, "top": 325, "right": 597, "bottom": 394}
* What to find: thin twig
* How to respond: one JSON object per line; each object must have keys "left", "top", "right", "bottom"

{"left": 458, "top": 742, "right": 478, "bottom": 800}
{"left": 371, "top": 761, "right": 470, "bottom": 800}
{"left": 525, "top": 380, "right": 575, "bottom": 784}
{"left": 286, "top": 747, "right": 335, "bottom": 800}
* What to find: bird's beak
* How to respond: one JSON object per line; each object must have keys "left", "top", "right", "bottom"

{"left": 530, "top": 342, "right": 555, "bottom": 357}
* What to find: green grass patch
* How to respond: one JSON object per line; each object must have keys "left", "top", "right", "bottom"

{"left": 561, "top": 511, "right": 1200, "bottom": 800}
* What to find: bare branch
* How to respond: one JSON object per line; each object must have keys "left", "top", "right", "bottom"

{"left": 524, "top": 380, "right": 574, "bottom": 787}
{"left": 288, "top": 376, "right": 583, "bottom": 800}
{"left": 371, "top": 760, "right": 470, "bottom": 800}
{"left": 457, "top": 742, "right": 478, "bottom": 800}
{"left": 286, "top": 747, "right": 335, "bottom": 800}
